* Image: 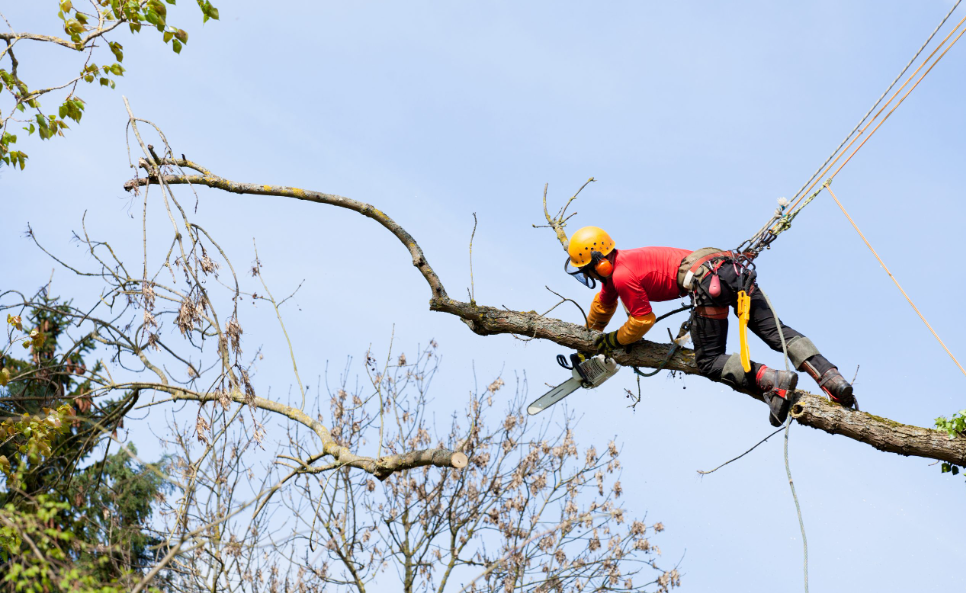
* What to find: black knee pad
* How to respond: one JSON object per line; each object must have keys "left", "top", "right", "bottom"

{"left": 720, "top": 353, "right": 747, "bottom": 389}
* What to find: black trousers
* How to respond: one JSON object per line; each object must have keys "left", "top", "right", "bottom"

{"left": 689, "top": 261, "right": 832, "bottom": 387}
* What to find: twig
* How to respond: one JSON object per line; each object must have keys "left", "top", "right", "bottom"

{"left": 457, "top": 511, "right": 612, "bottom": 593}
{"left": 252, "top": 239, "right": 306, "bottom": 411}
{"left": 697, "top": 426, "right": 784, "bottom": 475}
{"left": 626, "top": 372, "right": 643, "bottom": 410}
{"left": 468, "top": 212, "right": 477, "bottom": 304}
{"left": 0, "top": 9, "right": 14, "bottom": 33}
{"left": 544, "top": 286, "right": 588, "bottom": 327}
{"left": 536, "top": 179, "right": 595, "bottom": 250}
{"left": 556, "top": 176, "right": 596, "bottom": 220}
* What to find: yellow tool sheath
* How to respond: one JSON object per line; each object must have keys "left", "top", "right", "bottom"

{"left": 737, "top": 290, "right": 752, "bottom": 373}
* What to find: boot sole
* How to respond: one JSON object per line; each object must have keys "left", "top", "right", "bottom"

{"left": 769, "top": 372, "right": 799, "bottom": 426}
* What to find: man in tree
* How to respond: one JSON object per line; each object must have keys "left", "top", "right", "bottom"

{"left": 565, "top": 226, "right": 856, "bottom": 426}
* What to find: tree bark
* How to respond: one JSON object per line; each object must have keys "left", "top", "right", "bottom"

{"left": 125, "top": 163, "right": 966, "bottom": 467}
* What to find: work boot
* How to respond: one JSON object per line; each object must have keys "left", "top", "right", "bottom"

{"left": 756, "top": 366, "right": 799, "bottom": 427}
{"left": 801, "top": 361, "right": 856, "bottom": 410}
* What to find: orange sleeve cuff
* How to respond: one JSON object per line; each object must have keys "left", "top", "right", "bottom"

{"left": 616, "top": 312, "right": 657, "bottom": 345}
{"left": 586, "top": 293, "right": 618, "bottom": 331}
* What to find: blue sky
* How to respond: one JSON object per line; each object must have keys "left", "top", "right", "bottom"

{"left": 3, "top": 1, "right": 965, "bottom": 590}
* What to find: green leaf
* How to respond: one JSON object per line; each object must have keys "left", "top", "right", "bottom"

{"left": 174, "top": 28, "right": 188, "bottom": 43}
{"left": 172, "top": 38, "right": 182, "bottom": 54}
{"left": 109, "top": 41, "right": 124, "bottom": 62}
{"left": 109, "top": 63, "right": 124, "bottom": 76}
{"left": 163, "top": 31, "right": 173, "bottom": 43}
{"left": 60, "top": 0, "right": 73, "bottom": 12}
{"left": 99, "top": 77, "right": 109, "bottom": 86}
{"left": 199, "top": 0, "right": 218, "bottom": 22}
{"left": 15, "top": 103, "right": 25, "bottom": 112}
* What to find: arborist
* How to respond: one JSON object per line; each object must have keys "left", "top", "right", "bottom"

{"left": 565, "top": 226, "right": 856, "bottom": 426}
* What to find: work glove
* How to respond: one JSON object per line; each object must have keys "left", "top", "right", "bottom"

{"left": 594, "top": 330, "right": 621, "bottom": 354}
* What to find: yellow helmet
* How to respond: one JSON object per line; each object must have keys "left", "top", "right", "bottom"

{"left": 568, "top": 226, "right": 615, "bottom": 268}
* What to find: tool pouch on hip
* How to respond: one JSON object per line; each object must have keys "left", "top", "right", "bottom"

{"left": 677, "top": 247, "right": 726, "bottom": 293}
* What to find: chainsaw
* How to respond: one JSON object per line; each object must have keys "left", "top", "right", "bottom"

{"left": 527, "top": 353, "right": 620, "bottom": 415}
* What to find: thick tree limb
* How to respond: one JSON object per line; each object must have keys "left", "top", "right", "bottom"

{"left": 124, "top": 163, "right": 966, "bottom": 467}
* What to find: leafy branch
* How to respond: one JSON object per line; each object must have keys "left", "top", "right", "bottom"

{"left": 0, "top": 0, "right": 219, "bottom": 170}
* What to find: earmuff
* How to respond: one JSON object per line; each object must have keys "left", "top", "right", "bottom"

{"left": 595, "top": 258, "right": 613, "bottom": 277}
{"left": 590, "top": 250, "right": 613, "bottom": 277}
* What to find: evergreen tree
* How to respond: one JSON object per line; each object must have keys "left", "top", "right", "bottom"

{"left": 0, "top": 294, "right": 167, "bottom": 590}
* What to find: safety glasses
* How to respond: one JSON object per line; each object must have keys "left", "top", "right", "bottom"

{"left": 564, "top": 255, "right": 597, "bottom": 289}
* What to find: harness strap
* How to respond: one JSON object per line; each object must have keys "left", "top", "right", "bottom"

{"left": 695, "top": 305, "right": 729, "bottom": 319}
{"left": 680, "top": 249, "right": 735, "bottom": 291}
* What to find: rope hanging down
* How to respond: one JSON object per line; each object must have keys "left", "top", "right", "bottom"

{"left": 761, "top": 289, "right": 809, "bottom": 593}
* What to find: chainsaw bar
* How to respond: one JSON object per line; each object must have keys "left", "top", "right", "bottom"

{"left": 527, "top": 377, "right": 582, "bottom": 415}
{"left": 528, "top": 354, "right": 620, "bottom": 415}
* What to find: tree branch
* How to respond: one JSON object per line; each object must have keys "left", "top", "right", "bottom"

{"left": 124, "top": 162, "right": 966, "bottom": 467}
{"left": 124, "top": 162, "right": 447, "bottom": 300}
{"left": 133, "top": 382, "right": 467, "bottom": 478}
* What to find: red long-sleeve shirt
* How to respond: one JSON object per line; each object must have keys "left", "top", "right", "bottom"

{"left": 598, "top": 247, "right": 691, "bottom": 317}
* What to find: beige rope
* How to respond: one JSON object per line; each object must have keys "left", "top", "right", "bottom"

{"left": 825, "top": 185, "right": 966, "bottom": 379}
{"left": 786, "top": 11, "right": 966, "bottom": 214}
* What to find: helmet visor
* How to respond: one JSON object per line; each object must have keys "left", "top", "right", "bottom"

{"left": 564, "top": 256, "right": 597, "bottom": 289}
